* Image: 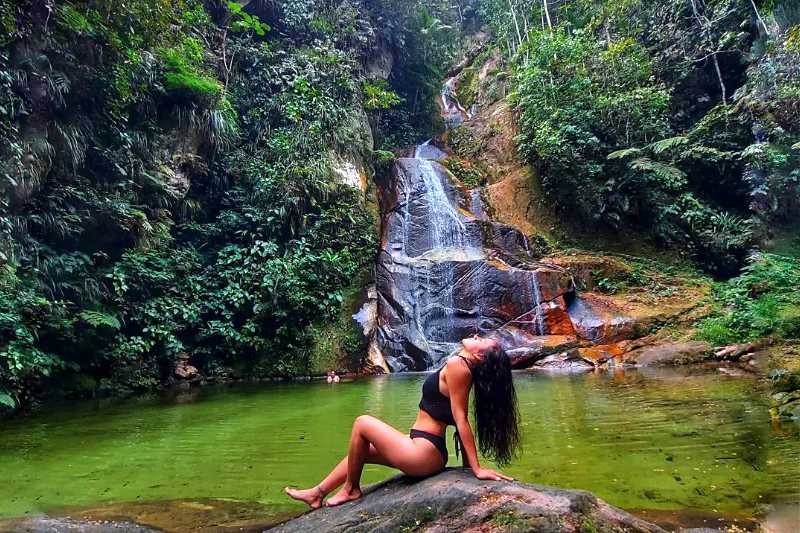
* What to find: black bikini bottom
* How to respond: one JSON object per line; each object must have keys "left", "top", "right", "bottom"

{"left": 409, "top": 428, "right": 448, "bottom": 465}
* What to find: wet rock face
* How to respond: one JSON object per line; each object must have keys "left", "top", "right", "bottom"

{"left": 374, "top": 157, "right": 577, "bottom": 370}
{"left": 269, "top": 469, "right": 667, "bottom": 533}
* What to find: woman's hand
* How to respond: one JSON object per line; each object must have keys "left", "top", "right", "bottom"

{"left": 472, "top": 467, "right": 514, "bottom": 481}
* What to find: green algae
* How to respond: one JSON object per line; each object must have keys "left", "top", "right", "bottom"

{"left": 0, "top": 368, "right": 797, "bottom": 526}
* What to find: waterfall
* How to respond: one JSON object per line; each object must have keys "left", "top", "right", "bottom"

{"left": 441, "top": 77, "right": 471, "bottom": 126}
{"left": 414, "top": 139, "right": 446, "bottom": 161}
{"left": 375, "top": 78, "right": 569, "bottom": 370}
{"left": 417, "top": 158, "right": 467, "bottom": 251}
{"left": 406, "top": 143, "right": 481, "bottom": 349}
{"left": 529, "top": 273, "right": 546, "bottom": 336}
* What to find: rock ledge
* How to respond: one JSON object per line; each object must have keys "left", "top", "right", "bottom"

{"left": 268, "top": 468, "right": 667, "bottom": 532}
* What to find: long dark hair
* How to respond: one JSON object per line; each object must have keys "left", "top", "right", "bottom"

{"left": 470, "top": 343, "right": 521, "bottom": 466}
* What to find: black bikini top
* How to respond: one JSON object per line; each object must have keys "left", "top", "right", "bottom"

{"left": 418, "top": 354, "right": 473, "bottom": 426}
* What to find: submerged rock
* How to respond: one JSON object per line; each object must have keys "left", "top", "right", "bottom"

{"left": 770, "top": 390, "right": 800, "bottom": 420}
{"left": 268, "top": 468, "right": 667, "bottom": 533}
{"left": 0, "top": 517, "right": 158, "bottom": 532}
{"left": 623, "top": 342, "right": 713, "bottom": 367}
{"left": 0, "top": 497, "right": 296, "bottom": 533}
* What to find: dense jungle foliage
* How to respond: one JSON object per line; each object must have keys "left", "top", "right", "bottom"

{"left": 476, "top": 0, "right": 799, "bottom": 277}
{"left": 469, "top": 0, "right": 799, "bottom": 348}
{"left": 1, "top": 0, "right": 798, "bottom": 412}
{"left": 0, "top": 0, "right": 469, "bottom": 409}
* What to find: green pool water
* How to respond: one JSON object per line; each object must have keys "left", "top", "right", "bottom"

{"left": 1, "top": 367, "right": 798, "bottom": 525}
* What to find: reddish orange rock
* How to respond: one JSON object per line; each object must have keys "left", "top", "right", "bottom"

{"left": 514, "top": 296, "right": 576, "bottom": 336}
{"left": 577, "top": 343, "right": 629, "bottom": 364}
{"left": 542, "top": 296, "right": 576, "bottom": 336}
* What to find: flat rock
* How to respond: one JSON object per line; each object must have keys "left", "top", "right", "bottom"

{"left": 268, "top": 468, "right": 667, "bottom": 533}
{"left": 624, "top": 342, "right": 713, "bottom": 367}
{"left": 530, "top": 350, "right": 595, "bottom": 371}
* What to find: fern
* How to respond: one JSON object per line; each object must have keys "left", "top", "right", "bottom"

{"left": 607, "top": 147, "right": 642, "bottom": 159}
{"left": 630, "top": 158, "right": 687, "bottom": 190}
{"left": 792, "top": 141, "right": 800, "bottom": 151}
{"left": 681, "top": 145, "right": 736, "bottom": 162}
{"left": 649, "top": 136, "right": 688, "bottom": 154}
{"left": 78, "top": 310, "right": 122, "bottom": 330}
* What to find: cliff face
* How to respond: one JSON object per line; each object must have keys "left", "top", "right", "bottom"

{"left": 372, "top": 155, "right": 575, "bottom": 370}
{"left": 365, "top": 40, "right": 717, "bottom": 373}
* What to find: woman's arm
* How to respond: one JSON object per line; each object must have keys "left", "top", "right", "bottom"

{"left": 446, "top": 359, "right": 513, "bottom": 481}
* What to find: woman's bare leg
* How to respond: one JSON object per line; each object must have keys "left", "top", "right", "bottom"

{"left": 286, "top": 415, "right": 443, "bottom": 509}
{"left": 284, "top": 444, "right": 388, "bottom": 508}
{"left": 325, "top": 415, "right": 443, "bottom": 507}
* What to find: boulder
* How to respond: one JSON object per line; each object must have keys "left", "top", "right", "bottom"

{"left": 770, "top": 390, "right": 800, "bottom": 420}
{"left": 501, "top": 333, "right": 580, "bottom": 368}
{"left": 566, "top": 294, "right": 639, "bottom": 343}
{"left": 531, "top": 350, "right": 596, "bottom": 371}
{"left": 623, "top": 342, "right": 713, "bottom": 367}
{"left": 268, "top": 469, "right": 667, "bottom": 533}
{"left": 174, "top": 353, "right": 198, "bottom": 380}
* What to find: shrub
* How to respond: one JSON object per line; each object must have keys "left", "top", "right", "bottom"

{"left": 696, "top": 253, "right": 800, "bottom": 343}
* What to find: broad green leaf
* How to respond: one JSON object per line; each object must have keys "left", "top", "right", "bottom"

{"left": 607, "top": 147, "right": 642, "bottom": 160}
{"left": 649, "top": 136, "right": 688, "bottom": 154}
{"left": 79, "top": 310, "right": 122, "bottom": 330}
{"left": 0, "top": 392, "right": 16, "bottom": 408}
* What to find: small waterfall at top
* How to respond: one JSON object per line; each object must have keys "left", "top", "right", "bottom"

{"left": 413, "top": 139, "right": 446, "bottom": 161}
{"left": 529, "top": 274, "right": 546, "bottom": 336}
{"left": 441, "top": 76, "right": 471, "bottom": 127}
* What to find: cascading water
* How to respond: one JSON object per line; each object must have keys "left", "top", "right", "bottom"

{"left": 529, "top": 273, "right": 546, "bottom": 336}
{"left": 441, "top": 77, "right": 471, "bottom": 127}
{"left": 416, "top": 158, "right": 467, "bottom": 249}
{"left": 413, "top": 139, "right": 446, "bottom": 160}
{"left": 373, "top": 79, "right": 573, "bottom": 371}
{"left": 405, "top": 141, "right": 483, "bottom": 356}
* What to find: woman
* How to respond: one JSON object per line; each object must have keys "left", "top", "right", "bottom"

{"left": 284, "top": 334, "right": 521, "bottom": 508}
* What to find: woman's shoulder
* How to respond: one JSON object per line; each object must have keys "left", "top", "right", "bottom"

{"left": 445, "top": 353, "right": 473, "bottom": 374}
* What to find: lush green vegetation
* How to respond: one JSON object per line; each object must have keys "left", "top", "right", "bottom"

{"left": 464, "top": 0, "right": 799, "bottom": 349}
{"left": 478, "top": 0, "right": 799, "bottom": 277}
{"left": 1, "top": 0, "right": 798, "bottom": 412}
{"left": 697, "top": 253, "right": 800, "bottom": 344}
{"left": 0, "top": 0, "right": 468, "bottom": 410}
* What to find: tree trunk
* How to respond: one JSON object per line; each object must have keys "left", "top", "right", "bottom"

{"left": 507, "top": 0, "right": 523, "bottom": 47}
{"left": 749, "top": 0, "right": 770, "bottom": 37}
{"left": 543, "top": 0, "right": 553, "bottom": 31}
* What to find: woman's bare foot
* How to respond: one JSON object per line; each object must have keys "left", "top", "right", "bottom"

{"left": 324, "top": 485, "right": 362, "bottom": 507}
{"left": 284, "top": 485, "right": 324, "bottom": 509}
